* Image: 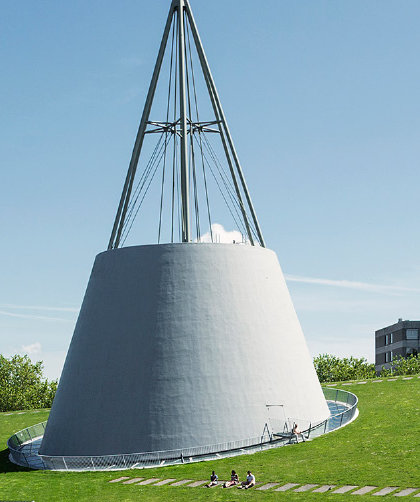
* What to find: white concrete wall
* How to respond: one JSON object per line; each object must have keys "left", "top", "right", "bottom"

{"left": 40, "top": 243, "right": 329, "bottom": 456}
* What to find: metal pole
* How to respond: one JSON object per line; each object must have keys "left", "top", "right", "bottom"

{"left": 184, "top": 4, "right": 254, "bottom": 245}
{"left": 185, "top": 0, "right": 265, "bottom": 248}
{"left": 108, "top": 0, "right": 177, "bottom": 249}
{"left": 177, "top": 0, "right": 191, "bottom": 242}
{"left": 204, "top": 83, "right": 254, "bottom": 244}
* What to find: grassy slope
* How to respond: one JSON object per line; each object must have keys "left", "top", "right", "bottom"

{"left": 0, "top": 377, "right": 419, "bottom": 501}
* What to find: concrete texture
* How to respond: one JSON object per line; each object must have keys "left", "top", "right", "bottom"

{"left": 352, "top": 486, "right": 378, "bottom": 495}
{"left": 295, "top": 484, "right": 318, "bottom": 492}
{"left": 170, "top": 479, "right": 193, "bottom": 486}
{"left": 136, "top": 478, "right": 160, "bottom": 485}
{"left": 187, "top": 480, "right": 208, "bottom": 487}
{"left": 122, "top": 478, "right": 143, "bottom": 484}
{"left": 110, "top": 478, "right": 419, "bottom": 496}
{"left": 153, "top": 479, "right": 176, "bottom": 486}
{"left": 313, "top": 485, "right": 336, "bottom": 493}
{"left": 333, "top": 486, "right": 358, "bottom": 494}
{"left": 275, "top": 483, "right": 300, "bottom": 491}
{"left": 40, "top": 244, "right": 329, "bottom": 457}
{"left": 394, "top": 488, "right": 418, "bottom": 496}
{"left": 256, "top": 483, "right": 280, "bottom": 490}
{"left": 373, "top": 487, "right": 398, "bottom": 496}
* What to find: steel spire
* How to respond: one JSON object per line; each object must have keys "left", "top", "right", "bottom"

{"left": 108, "top": 0, "right": 265, "bottom": 249}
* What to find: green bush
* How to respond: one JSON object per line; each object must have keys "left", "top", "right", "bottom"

{"left": 313, "top": 354, "right": 376, "bottom": 383}
{"left": 0, "top": 354, "right": 57, "bottom": 412}
{"left": 380, "top": 354, "right": 420, "bottom": 376}
{"left": 314, "top": 353, "right": 420, "bottom": 382}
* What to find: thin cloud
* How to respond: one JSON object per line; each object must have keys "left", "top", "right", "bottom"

{"left": 285, "top": 274, "right": 420, "bottom": 295}
{"left": 0, "top": 304, "right": 78, "bottom": 313}
{"left": 22, "top": 342, "right": 42, "bottom": 355}
{"left": 0, "top": 310, "right": 74, "bottom": 323}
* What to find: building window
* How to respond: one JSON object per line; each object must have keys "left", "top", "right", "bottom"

{"left": 385, "top": 352, "right": 392, "bottom": 363}
{"left": 385, "top": 333, "right": 394, "bottom": 345}
{"left": 406, "top": 329, "right": 418, "bottom": 340}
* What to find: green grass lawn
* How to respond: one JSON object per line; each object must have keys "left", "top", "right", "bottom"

{"left": 0, "top": 376, "right": 419, "bottom": 501}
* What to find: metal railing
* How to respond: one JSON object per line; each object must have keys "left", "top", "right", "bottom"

{"left": 7, "top": 421, "right": 46, "bottom": 469}
{"left": 8, "top": 386, "right": 358, "bottom": 471}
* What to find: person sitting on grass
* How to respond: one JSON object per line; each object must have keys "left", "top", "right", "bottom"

{"left": 205, "top": 471, "right": 218, "bottom": 488}
{"left": 238, "top": 470, "right": 255, "bottom": 489}
{"left": 292, "top": 422, "right": 307, "bottom": 443}
{"left": 223, "top": 470, "right": 239, "bottom": 488}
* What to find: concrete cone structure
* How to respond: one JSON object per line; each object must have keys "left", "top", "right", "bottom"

{"left": 40, "top": 0, "right": 330, "bottom": 464}
{"left": 40, "top": 243, "right": 329, "bottom": 457}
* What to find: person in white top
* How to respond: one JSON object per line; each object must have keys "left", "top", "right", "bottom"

{"left": 292, "top": 423, "right": 307, "bottom": 443}
{"left": 205, "top": 471, "right": 218, "bottom": 488}
{"left": 239, "top": 470, "right": 256, "bottom": 489}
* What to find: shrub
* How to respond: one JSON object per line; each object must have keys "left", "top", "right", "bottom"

{"left": 314, "top": 353, "right": 420, "bottom": 382}
{"left": 313, "top": 354, "right": 376, "bottom": 383}
{"left": 380, "top": 354, "right": 420, "bottom": 377}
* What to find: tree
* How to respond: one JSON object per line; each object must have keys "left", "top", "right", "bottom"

{"left": 313, "top": 354, "right": 376, "bottom": 383}
{"left": 0, "top": 354, "right": 57, "bottom": 412}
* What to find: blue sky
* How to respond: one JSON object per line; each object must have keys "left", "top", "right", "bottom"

{"left": 1, "top": 0, "right": 419, "bottom": 379}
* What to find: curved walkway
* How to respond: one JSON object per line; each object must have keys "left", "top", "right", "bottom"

{"left": 9, "top": 387, "right": 358, "bottom": 471}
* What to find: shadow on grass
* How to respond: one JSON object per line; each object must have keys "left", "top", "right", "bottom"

{"left": 0, "top": 448, "right": 31, "bottom": 474}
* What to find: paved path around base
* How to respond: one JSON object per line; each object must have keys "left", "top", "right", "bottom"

{"left": 325, "top": 376, "right": 420, "bottom": 388}
{"left": 395, "top": 489, "right": 419, "bottom": 497}
{"left": 352, "top": 486, "right": 378, "bottom": 495}
{"left": 122, "top": 477, "right": 143, "bottom": 484}
{"left": 153, "top": 478, "right": 176, "bottom": 486}
{"left": 170, "top": 479, "right": 193, "bottom": 486}
{"left": 295, "top": 484, "right": 319, "bottom": 492}
{"left": 137, "top": 478, "right": 160, "bottom": 485}
{"left": 256, "top": 483, "right": 279, "bottom": 490}
{"left": 333, "top": 485, "right": 359, "bottom": 494}
{"left": 373, "top": 487, "right": 398, "bottom": 496}
{"left": 313, "top": 485, "right": 336, "bottom": 493}
{"left": 187, "top": 480, "right": 207, "bottom": 487}
{"left": 109, "top": 476, "right": 420, "bottom": 496}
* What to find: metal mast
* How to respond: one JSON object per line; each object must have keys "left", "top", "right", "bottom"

{"left": 108, "top": 0, "right": 265, "bottom": 249}
{"left": 177, "top": 0, "right": 191, "bottom": 242}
